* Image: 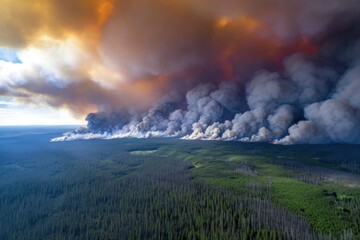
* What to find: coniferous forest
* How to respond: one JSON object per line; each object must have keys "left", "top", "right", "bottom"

{"left": 0, "top": 127, "right": 359, "bottom": 239}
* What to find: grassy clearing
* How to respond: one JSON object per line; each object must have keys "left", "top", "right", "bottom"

{"left": 2, "top": 129, "right": 358, "bottom": 239}
{"left": 129, "top": 150, "right": 157, "bottom": 155}
{"left": 153, "top": 142, "right": 360, "bottom": 238}
{"left": 1, "top": 132, "right": 322, "bottom": 240}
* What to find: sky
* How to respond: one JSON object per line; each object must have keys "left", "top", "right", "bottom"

{"left": 0, "top": 97, "right": 84, "bottom": 125}
{"left": 1, "top": 0, "right": 360, "bottom": 144}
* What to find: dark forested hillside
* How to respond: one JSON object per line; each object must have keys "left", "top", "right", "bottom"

{"left": 0, "top": 127, "right": 359, "bottom": 239}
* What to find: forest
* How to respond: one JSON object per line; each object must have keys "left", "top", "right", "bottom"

{"left": 0, "top": 127, "right": 359, "bottom": 239}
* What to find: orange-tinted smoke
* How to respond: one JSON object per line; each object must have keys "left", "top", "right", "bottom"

{"left": 0, "top": 0, "right": 115, "bottom": 48}
{"left": 0, "top": 0, "right": 325, "bottom": 118}
{"left": 210, "top": 15, "right": 319, "bottom": 81}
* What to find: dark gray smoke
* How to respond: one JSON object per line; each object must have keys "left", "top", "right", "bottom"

{"left": 279, "top": 64, "right": 360, "bottom": 144}
{"left": 53, "top": 54, "right": 360, "bottom": 144}
{"left": 51, "top": 1, "right": 360, "bottom": 144}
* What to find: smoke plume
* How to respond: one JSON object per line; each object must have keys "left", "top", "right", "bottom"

{"left": 0, "top": 0, "right": 359, "bottom": 144}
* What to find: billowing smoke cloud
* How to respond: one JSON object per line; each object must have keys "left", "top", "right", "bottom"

{"left": 278, "top": 65, "right": 360, "bottom": 144}
{"left": 53, "top": 52, "right": 360, "bottom": 144}
{"left": 0, "top": 0, "right": 360, "bottom": 144}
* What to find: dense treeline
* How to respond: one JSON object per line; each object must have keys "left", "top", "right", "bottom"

{"left": 1, "top": 155, "right": 321, "bottom": 240}
{"left": 152, "top": 140, "right": 360, "bottom": 238}
{"left": 0, "top": 128, "right": 359, "bottom": 239}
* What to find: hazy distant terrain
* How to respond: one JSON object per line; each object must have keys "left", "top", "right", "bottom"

{"left": 0, "top": 127, "right": 359, "bottom": 239}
